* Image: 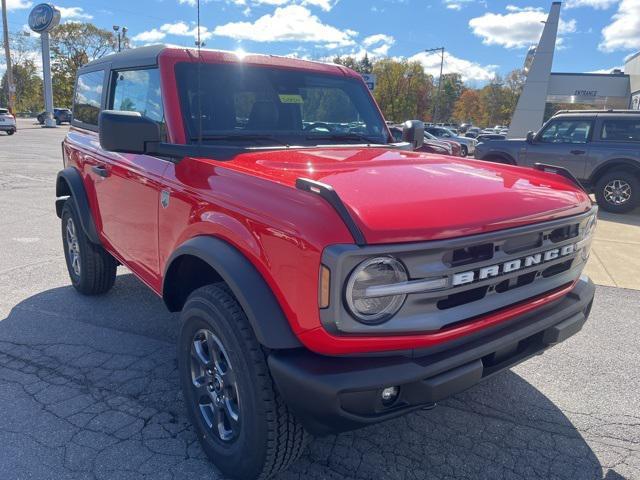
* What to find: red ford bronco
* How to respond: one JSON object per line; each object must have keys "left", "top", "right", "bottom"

{"left": 57, "top": 45, "right": 596, "bottom": 479}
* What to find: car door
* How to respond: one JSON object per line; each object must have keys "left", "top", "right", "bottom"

{"left": 91, "top": 67, "right": 168, "bottom": 286}
{"left": 520, "top": 118, "right": 594, "bottom": 180}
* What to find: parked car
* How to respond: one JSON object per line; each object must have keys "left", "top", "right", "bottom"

{"left": 465, "top": 127, "right": 481, "bottom": 138}
{"left": 57, "top": 45, "right": 596, "bottom": 480}
{"left": 389, "top": 126, "right": 451, "bottom": 155}
{"left": 426, "top": 126, "right": 477, "bottom": 156}
{"left": 425, "top": 130, "right": 462, "bottom": 156}
{"left": 0, "top": 108, "right": 16, "bottom": 135}
{"left": 37, "top": 108, "right": 72, "bottom": 125}
{"left": 475, "top": 109, "right": 640, "bottom": 212}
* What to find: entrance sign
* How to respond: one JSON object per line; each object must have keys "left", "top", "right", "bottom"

{"left": 29, "top": 3, "right": 61, "bottom": 128}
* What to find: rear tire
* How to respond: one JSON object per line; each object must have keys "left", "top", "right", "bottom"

{"left": 61, "top": 201, "right": 117, "bottom": 294}
{"left": 6, "top": 129, "right": 14, "bottom": 135}
{"left": 595, "top": 170, "right": 638, "bottom": 213}
{"left": 460, "top": 145, "right": 468, "bottom": 157}
{"left": 178, "top": 284, "right": 308, "bottom": 480}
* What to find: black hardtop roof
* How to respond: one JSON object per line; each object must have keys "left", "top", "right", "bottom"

{"left": 79, "top": 44, "right": 165, "bottom": 72}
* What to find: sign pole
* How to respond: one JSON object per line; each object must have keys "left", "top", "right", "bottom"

{"left": 28, "top": 3, "right": 60, "bottom": 128}
{"left": 1, "top": 0, "right": 15, "bottom": 114}
{"left": 40, "top": 31, "right": 55, "bottom": 127}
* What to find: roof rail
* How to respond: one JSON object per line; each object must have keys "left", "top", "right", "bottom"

{"left": 554, "top": 109, "right": 640, "bottom": 115}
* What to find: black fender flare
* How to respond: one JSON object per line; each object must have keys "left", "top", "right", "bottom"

{"left": 480, "top": 151, "right": 517, "bottom": 164}
{"left": 164, "top": 236, "right": 302, "bottom": 350}
{"left": 55, "top": 167, "right": 101, "bottom": 244}
{"left": 589, "top": 158, "right": 640, "bottom": 185}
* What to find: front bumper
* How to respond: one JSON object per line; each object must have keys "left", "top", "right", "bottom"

{"left": 0, "top": 124, "right": 16, "bottom": 131}
{"left": 269, "top": 276, "right": 594, "bottom": 435}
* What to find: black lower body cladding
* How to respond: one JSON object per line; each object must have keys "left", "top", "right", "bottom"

{"left": 268, "top": 276, "right": 595, "bottom": 435}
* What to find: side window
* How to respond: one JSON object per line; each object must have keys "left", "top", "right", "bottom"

{"left": 539, "top": 119, "right": 592, "bottom": 144}
{"left": 111, "top": 69, "right": 163, "bottom": 123}
{"left": 601, "top": 119, "right": 640, "bottom": 142}
{"left": 73, "top": 70, "right": 105, "bottom": 126}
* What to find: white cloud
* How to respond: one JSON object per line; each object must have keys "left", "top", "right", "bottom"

{"left": 181, "top": 0, "right": 338, "bottom": 10}
{"left": 565, "top": 0, "right": 618, "bottom": 8}
{"left": 409, "top": 50, "right": 498, "bottom": 83}
{"left": 362, "top": 33, "right": 395, "bottom": 55}
{"left": 6, "top": 0, "right": 32, "bottom": 10}
{"left": 212, "top": 5, "right": 356, "bottom": 46}
{"left": 599, "top": 0, "right": 640, "bottom": 52}
{"left": 58, "top": 7, "right": 93, "bottom": 20}
{"left": 132, "top": 29, "right": 166, "bottom": 42}
{"left": 469, "top": 7, "right": 577, "bottom": 49}
{"left": 443, "top": 0, "right": 477, "bottom": 10}
{"left": 132, "top": 21, "right": 213, "bottom": 43}
{"left": 588, "top": 66, "right": 624, "bottom": 73}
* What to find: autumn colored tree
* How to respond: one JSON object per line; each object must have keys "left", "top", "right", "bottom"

{"left": 453, "top": 89, "right": 482, "bottom": 124}
{"left": 49, "top": 23, "right": 116, "bottom": 107}
{"left": 371, "top": 58, "right": 434, "bottom": 122}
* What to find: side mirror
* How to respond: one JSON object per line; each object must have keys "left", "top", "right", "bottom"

{"left": 526, "top": 131, "right": 535, "bottom": 144}
{"left": 99, "top": 110, "right": 161, "bottom": 154}
{"left": 402, "top": 120, "right": 424, "bottom": 150}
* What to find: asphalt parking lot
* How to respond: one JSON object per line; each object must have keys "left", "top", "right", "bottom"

{"left": 0, "top": 119, "right": 639, "bottom": 480}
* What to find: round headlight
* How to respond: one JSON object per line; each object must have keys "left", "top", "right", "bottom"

{"left": 345, "top": 257, "right": 408, "bottom": 324}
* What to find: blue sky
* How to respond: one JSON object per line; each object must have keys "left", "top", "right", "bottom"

{"left": 5, "top": 0, "right": 640, "bottom": 85}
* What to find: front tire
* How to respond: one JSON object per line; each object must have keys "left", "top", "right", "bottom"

{"left": 6, "top": 129, "right": 14, "bottom": 135}
{"left": 460, "top": 145, "right": 468, "bottom": 157}
{"left": 595, "top": 170, "right": 638, "bottom": 213}
{"left": 61, "top": 201, "right": 117, "bottom": 294}
{"left": 178, "top": 284, "right": 308, "bottom": 480}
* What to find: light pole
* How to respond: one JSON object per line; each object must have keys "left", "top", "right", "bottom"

{"left": 425, "top": 47, "right": 445, "bottom": 124}
{"left": 113, "top": 25, "right": 127, "bottom": 52}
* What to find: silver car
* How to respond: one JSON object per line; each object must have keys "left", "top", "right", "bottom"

{"left": 425, "top": 126, "right": 477, "bottom": 157}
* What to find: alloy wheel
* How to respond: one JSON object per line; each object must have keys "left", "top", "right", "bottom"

{"left": 66, "top": 217, "right": 81, "bottom": 276}
{"left": 603, "top": 179, "right": 631, "bottom": 206}
{"left": 190, "top": 329, "right": 241, "bottom": 442}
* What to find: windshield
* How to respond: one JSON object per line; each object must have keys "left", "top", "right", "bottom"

{"left": 176, "top": 62, "right": 388, "bottom": 146}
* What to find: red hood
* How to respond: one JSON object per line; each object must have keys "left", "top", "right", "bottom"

{"left": 218, "top": 147, "right": 592, "bottom": 244}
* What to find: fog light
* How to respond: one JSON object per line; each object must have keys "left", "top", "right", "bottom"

{"left": 381, "top": 386, "right": 399, "bottom": 406}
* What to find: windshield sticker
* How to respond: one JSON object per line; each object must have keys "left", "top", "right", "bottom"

{"left": 278, "top": 94, "right": 304, "bottom": 104}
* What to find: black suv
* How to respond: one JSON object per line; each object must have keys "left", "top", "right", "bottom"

{"left": 475, "top": 110, "right": 640, "bottom": 213}
{"left": 37, "top": 108, "right": 72, "bottom": 125}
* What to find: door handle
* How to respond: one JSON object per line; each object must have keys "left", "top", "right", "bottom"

{"left": 91, "top": 165, "right": 110, "bottom": 178}
{"left": 570, "top": 149, "right": 585, "bottom": 155}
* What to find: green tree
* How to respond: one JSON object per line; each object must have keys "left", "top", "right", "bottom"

{"left": 433, "top": 73, "right": 464, "bottom": 123}
{"left": 0, "top": 60, "right": 43, "bottom": 113}
{"left": 372, "top": 58, "right": 434, "bottom": 122}
{"left": 49, "top": 22, "right": 116, "bottom": 107}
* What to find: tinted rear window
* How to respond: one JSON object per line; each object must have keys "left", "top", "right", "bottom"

{"left": 73, "top": 70, "right": 104, "bottom": 126}
{"left": 601, "top": 118, "right": 640, "bottom": 142}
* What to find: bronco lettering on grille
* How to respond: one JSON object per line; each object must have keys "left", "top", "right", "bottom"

{"left": 452, "top": 244, "right": 576, "bottom": 286}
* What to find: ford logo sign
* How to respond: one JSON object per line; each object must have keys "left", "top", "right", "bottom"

{"left": 28, "top": 3, "right": 61, "bottom": 33}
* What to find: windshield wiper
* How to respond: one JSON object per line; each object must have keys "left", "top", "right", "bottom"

{"left": 305, "top": 133, "right": 386, "bottom": 145}
{"left": 190, "top": 134, "right": 290, "bottom": 147}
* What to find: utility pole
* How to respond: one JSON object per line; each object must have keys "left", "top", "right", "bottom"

{"left": 1, "top": 0, "right": 15, "bottom": 114}
{"left": 425, "top": 47, "right": 445, "bottom": 124}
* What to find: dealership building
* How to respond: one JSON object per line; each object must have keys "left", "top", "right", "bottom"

{"left": 508, "top": 2, "right": 640, "bottom": 138}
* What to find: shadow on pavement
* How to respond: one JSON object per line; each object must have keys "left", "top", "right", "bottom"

{"left": 0, "top": 274, "right": 612, "bottom": 479}
{"left": 597, "top": 208, "right": 640, "bottom": 227}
